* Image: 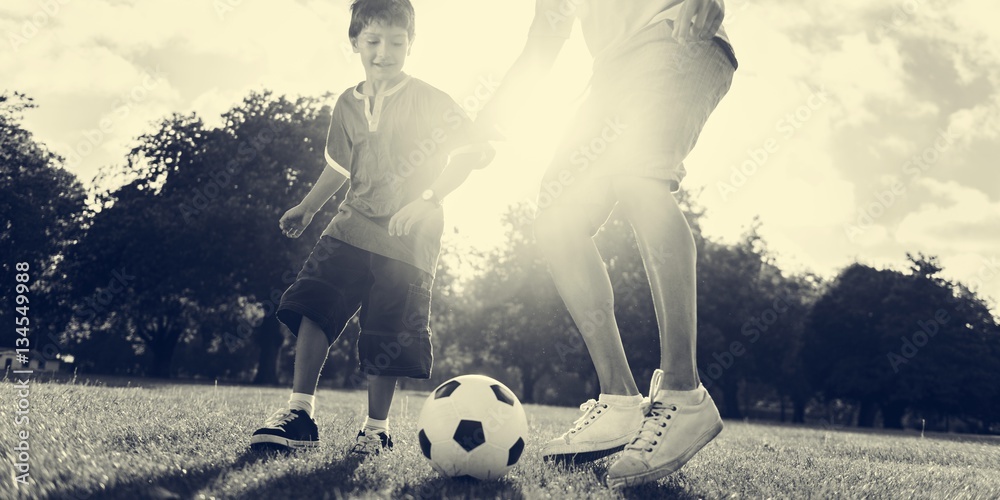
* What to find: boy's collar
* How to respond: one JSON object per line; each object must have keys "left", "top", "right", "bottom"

{"left": 353, "top": 74, "right": 412, "bottom": 99}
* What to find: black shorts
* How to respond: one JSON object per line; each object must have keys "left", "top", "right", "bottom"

{"left": 276, "top": 236, "right": 434, "bottom": 379}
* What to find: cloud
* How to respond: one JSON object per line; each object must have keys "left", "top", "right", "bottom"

{"left": 896, "top": 179, "right": 1000, "bottom": 254}
{"left": 945, "top": 94, "right": 1000, "bottom": 145}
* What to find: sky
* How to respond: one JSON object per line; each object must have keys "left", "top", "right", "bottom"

{"left": 2, "top": 0, "right": 999, "bottom": 310}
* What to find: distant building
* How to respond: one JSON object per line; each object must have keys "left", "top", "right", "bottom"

{"left": 0, "top": 349, "right": 62, "bottom": 372}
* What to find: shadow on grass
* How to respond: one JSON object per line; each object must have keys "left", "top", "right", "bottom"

{"left": 54, "top": 445, "right": 299, "bottom": 500}
{"left": 560, "top": 461, "right": 699, "bottom": 499}
{"left": 616, "top": 476, "right": 701, "bottom": 500}
{"left": 236, "top": 453, "right": 368, "bottom": 499}
{"left": 397, "top": 475, "right": 524, "bottom": 500}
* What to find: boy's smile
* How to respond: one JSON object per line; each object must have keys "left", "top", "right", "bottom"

{"left": 353, "top": 22, "right": 411, "bottom": 93}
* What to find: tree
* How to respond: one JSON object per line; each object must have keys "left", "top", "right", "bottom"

{"left": 0, "top": 92, "right": 87, "bottom": 352}
{"left": 805, "top": 254, "right": 1000, "bottom": 430}
{"left": 61, "top": 91, "right": 339, "bottom": 379}
{"left": 449, "top": 203, "right": 581, "bottom": 403}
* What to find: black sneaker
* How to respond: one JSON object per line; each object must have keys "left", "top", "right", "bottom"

{"left": 350, "top": 430, "right": 393, "bottom": 456}
{"left": 250, "top": 409, "right": 319, "bottom": 449}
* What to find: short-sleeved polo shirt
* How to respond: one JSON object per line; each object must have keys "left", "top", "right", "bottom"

{"left": 322, "top": 75, "right": 489, "bottom": 275}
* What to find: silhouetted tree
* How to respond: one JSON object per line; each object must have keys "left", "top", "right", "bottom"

{"left": 0, "top": 92, "right": 87, "bottom": 352}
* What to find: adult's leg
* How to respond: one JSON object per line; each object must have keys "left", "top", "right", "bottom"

{"left": 612, "top": 178, "right": 698, "bottom": 391}
{"left": 534, "top": 207, "right": 639, "bottom": 396}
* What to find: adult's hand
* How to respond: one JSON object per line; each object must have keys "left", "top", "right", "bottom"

{"left": 673, "top": 0, "right": 725, "bottom": 43}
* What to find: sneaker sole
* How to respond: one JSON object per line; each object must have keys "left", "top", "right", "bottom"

{"left": 606, "top": 420, "right": 723, "bottom": 489}
{"left": 250, "top": 434, "right": 320, "bottom": 450}
{"left": 542, "top": 434, "right": 633, "bottom": 464}
{"left": 544, "top": 444, "right": 627, "bottom": 465}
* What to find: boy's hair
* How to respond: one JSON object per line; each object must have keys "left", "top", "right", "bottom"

{"left": 349, "top": 0, "right": 415, "bottom": 41}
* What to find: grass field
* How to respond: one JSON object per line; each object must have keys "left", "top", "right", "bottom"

{"left": 1, "top": 377, "right": 999, "bottom": 500}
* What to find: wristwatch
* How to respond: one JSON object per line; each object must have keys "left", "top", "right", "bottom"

{"left": 421, "top": 189, "right": 441, "bottom": 206}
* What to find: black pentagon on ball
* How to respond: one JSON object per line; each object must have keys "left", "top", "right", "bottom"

{"left": 507, "top": 437, "right": 525, "bottom": 466}
{"left": 453, "top": 420, "right": 486, "bottom": 452}
{"left": 491, "top": 384, "right": 515, "bottom": 406}
{"left": 418, "top": 429, "right": 432, "bottom": 459}
{"left": 434, "top": 380, "right": 461, "bottom": 399}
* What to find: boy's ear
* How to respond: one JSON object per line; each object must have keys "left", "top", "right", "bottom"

{"left": 407, "top": 36, "right": 414, "bottom": 55}
{"left": 350, "top": 37, "right": 360, "bottom": 53}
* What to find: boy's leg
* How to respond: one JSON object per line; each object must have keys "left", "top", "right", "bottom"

{"left": 366, "top": 375, "right": 398, "bottom": 420}
{"left": 251, "top": 237, "right": 370, "bottom": 450}
{"left": 292, "top": 317, "right": 334, "bottom": 395}
{"left": 350, "top": 255, "right": 432, "bottom": 455}
{"left": 351, "top": 375, "right": 398, "bottom": 455}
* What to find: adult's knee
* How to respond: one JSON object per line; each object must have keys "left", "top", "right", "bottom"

{"left": 533, "top": 209, "right": 591, "bottom": 257}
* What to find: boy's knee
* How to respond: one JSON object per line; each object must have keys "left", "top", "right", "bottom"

{"left": 297, "top": 317, "right": 331, "bottom": 345}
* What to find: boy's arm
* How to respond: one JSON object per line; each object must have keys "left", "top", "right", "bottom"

{"left": 300, "top": 166, "right": 348, "bottom": 213}
{"left": 279, "top": 166, "right": 348, "bottom": 239}
{"left": 387, "top": 147, "right": 493, "bottom": 237}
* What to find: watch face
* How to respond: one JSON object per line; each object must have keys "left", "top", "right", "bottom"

{"left": 422, "top": 189, "right": 433, "bottom": 200}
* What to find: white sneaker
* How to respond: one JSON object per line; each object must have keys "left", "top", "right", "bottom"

{"left": 606, "top": 370, "right": 723, "bottom": 488}
{"left": 541, "top": 396, "right": 644, "bottom": 463}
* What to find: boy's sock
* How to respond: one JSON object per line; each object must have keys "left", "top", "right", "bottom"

{"left": 288, "top": 393, "right": 316, "bottom": 418}
{"left": 363, "top": 416, "right": 389, "bottom": 435}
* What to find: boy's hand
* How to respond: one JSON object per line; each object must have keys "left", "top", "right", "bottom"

{"left": 388, "top": 199, "right": 439, "bottom": 237}
{"left": 279, "top": 204, "right": 316, "bottom": 239}
{"left": 674, "top": 0, "right": 725, "bottom": 43}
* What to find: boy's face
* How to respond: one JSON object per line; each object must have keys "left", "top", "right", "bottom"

{"left": 352, "top": 22, "right": 411, "bottom": 83}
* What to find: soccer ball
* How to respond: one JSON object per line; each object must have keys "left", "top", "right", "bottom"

{"left": 417, "top": 375, "right": 528, "bottom": 480}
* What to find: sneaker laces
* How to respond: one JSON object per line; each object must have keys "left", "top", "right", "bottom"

{"left": 626, "top": 368, "right": 673, "bottom": 453}
{"left": 352, "top": 431, "right": 386, "bottom": 454}
{"left": 264, "top": 408, "right": 297, "bottom": 428}
{"left": 625, "top": 401, "right": 678, "bottom": 453}
{"left": 568, "top": 399, "right": 609, "bottom": 435}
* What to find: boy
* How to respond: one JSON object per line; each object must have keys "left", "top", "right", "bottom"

{"left": 251, "top": 0, "right": 493, "bottom": 455}
{"left": 475, "top": 0, "right": 737, "bottom": 488}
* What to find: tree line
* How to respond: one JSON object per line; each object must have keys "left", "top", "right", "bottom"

{"left": 2, "top": 91, "right": 998, "bottom": 434}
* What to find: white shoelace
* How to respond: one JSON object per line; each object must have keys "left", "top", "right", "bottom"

{"left": 625, "top": 401, "right": 678, "bottom": 453}
{"left": 568, "top": 399, "right": 609, "bottom": 434}
{"left": 264, "top": 408, "right": 297, "bottom": 428}
{"left": 352, "top": 432, "right": 385, "bottom": 454}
